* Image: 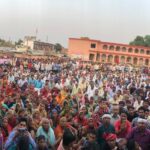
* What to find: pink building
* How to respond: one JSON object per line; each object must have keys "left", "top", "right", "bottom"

{"left": 68, "top": 37, "right": 150, "bottom": 66}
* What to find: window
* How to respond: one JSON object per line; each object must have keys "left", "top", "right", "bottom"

{"left": 103, "top": 45, "right": 108, "bottom": 50}
{"left": 108, "top": 55, "right": 113, "bottom": 62}
{"left": 96, "top": 53, "right": 100, "bottom": 61}
{"left": 133, "top": 57, "right": 138, "bottom": 65}
{"left": 127, "top": 57, "right": 132, "bottom": 63}
{"left": 135, "top": 49, "right": 139, "bottom": 53}
{"left": 102, "top": 54, "right": 106, "bottom": 62}
{"left": 147, "top": 50, "right": 150, "bottom": 55}
{"left": 122, "top": 47, "right": 126, "bottom": 52}
{"left": 140, "top": 49, "right": 144, "bottom": 54}
{"left": 128, "top": 48, "right": 133, "bottom": 53}
{"left": 89, "top": 54, "right": 95, "bottom": 61}
{"left": 121, "top": 56, "right": 125, "bottom": 63}
{"left": 109, "top": 45, "right": 114, "bottom": 50}
{"left": 91, "top": 43, "right": 96, "bottom": 48}
{"left": 145, "top": 59, "right": 149, "bottom": 65}
{"left": 116, "top": 46, "right": 120, "bottom": 51}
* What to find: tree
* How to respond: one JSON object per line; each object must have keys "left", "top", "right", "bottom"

{"left": 15, "top": 39, "right": 23, "bottom": 46}
{"left": 0, "top": 38, "right": 15, "bottom": 47}
{"left": 54, "top": 43, "right": 62, "bottom": 53}
{"left": 129, "top": 36, "right": 145, "bottom": 46}
{"left": 144, "top": 35, "right": 150, "bottom": 47}
{"left": 129, "top": 35, "right": 150, "bottom": 47}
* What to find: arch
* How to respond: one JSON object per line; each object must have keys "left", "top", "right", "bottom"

{"left": 109, "top": 45, "right": 114, "bottom": 50}
{"left": 116, "top": 46, "right": 120, "bottom": 51}
{"left": 134, "top": 48, "right": 139, "bottom": 53}
{"left": 89, "top": 53, "right": 95, "bottom": 61}
{"left": 108, "top": 55, "right": 113, "bottom": 63}
{"left": 147, "top": 50, "right": 150, "bottom": 55}
{"left": 114, "top": 55, "right": 119, "bottom": 64}
{"left": 133, "top": 57, "right": 138, "bottom": 65}
{"left": 127, "top": 57, "right": 132, "bottom": 63}
{"left": 120, "top": 56, "right": 125, "bottom": 64}
{"left": 101, "top": 54, "right": 106, "bottom": 62}
{"left": 103, "top": 45, "right": 108, "bottom": 50}
{"left": 128, "top": 48, "right": 133, "bottom": 53}
{"left": 140, "top": 49, "right": 144, "bottom": 54}
{"left": 96, "top": 53, "right": 100, "bottom": 61}
{"left": 145, "top": 59, "right": 149, "bottom": 65}
{"left": 139, "top": 58, "right": 143, "bottom": 65}
{"left": 122, "top": 47, "right": 126, "bottom": 52}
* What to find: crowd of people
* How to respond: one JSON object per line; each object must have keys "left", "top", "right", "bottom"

{"left": 0, "top": 56, "right": 150, "bottom": 150}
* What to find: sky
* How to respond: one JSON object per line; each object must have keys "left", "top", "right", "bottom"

{"left": 0, "top": 0, "right": 150, "bottom": 47}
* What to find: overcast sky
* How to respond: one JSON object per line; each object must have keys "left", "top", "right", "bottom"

{"left": 0, "top": 0, "right": 150, "bottom": 47}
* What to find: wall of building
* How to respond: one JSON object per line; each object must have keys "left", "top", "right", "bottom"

{"left": 68, "top": 38, "right": 100, "bottom": 60}
{"left": 68, "top": 38, "right": 150, "bottom": 66}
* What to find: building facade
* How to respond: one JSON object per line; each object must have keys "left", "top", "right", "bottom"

{"left": 68, "top": 38, "right": 150, "bottom": 66}
{"left": 33, "top": 41, "right": 54, "bottom": 53}
{"left": 23, "top": 36, "right": 54, "bottom": 55}
{"left": 24, "top": 36, "right": 36, "bottom": 49}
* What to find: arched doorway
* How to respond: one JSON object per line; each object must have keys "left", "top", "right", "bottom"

{"left": 96, "top": 53, "right": 100, "bottom": 61}
{"left": 114, "top": 56, "right": 119, "bottom": 64}
{"left": 145, "top": 59, "right": 149, "bottom": 66}
{"left": 109, "top": 45, "right": 114, "bottom": 50}
{"left": 133, "top": 57, "right": 138, "bottom": 65}
{"left": 102, "top": 54, "right": 106, "bottom": 63}
{"left": 108, "top": 55, "right": 113, "bottom": 63}
{"left": 126, "top": 57, "right": 132, "bottom": 64}
{"left": 120, "top": 56, "right": 125, "bottom": 64}
{"left": 103, "top": 45, "right": 108, "bottom": 50}
{"left": 89, "top": 53, "right": 95, "bottom": 61}
{"left": 139, "top": 58, "right": 143, "bottom": 66}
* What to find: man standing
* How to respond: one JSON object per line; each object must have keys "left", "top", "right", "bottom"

{"left": 96, "top": 114, "right": 115, "bottom": 149}
{"left": 127, "top": 118, "right": 150, "bottom": 150}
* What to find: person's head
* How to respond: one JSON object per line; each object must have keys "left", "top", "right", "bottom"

{"left": 33, "top": 110, "right": 41, "bottom": 119}
{"left": 126, "top": 100, "right": 132, "bottom": 107}
{"left": 87, "top": 130, "right": 96, "bottom": 143}
{"left": 138, "top": 107, "right": 145, "bottom": 118}
{"left": 112, "top": 105, "right": 119, "bottom": 115}
{"left": 37, "top": 135, "right": 48, "bottom": 150}
{"left": 39, "top": 103, "right": 45, "bottom": 111}
{"left": 117, "top": 138, "right": 127, "bottom": 150}
{"left": 52, "top": 109, "right": 58, "bottom": 118}
{"left": 52, "top": 99, "right": 57, "bottom": 106}
{"left": 41, "top": 118, "right": 50, "bottom": 132}
{"left": 128, "top": 106, "right": 135, "bottom": 116}
{"left": 80, "top": 105, "right": 86, "bottom": 114}
{"left": 88, "top": 117, "right": 94, "bottom": 127}
{"left": 137, "top": 118, "right": 147, "bottom": 131}
{"left": 106, "top": 134, "right": 117, "bottom": 149}
{"left": 60, "top": 117, "right": 67, "bottom": 128}
{"left": 78, "top": 110, "right": 84, "bottom": 119}
{"left": 120, "top": 112, "right": 127, "bottom": 121}
{"left": 145, "top": 109, "right": 149, "bottom": 119}
{"left": 127, "top": 139, "right": 141, "bottom": 150}
{"left": 95, "top": 89, "right": 99, "bottom": 95}
{"left": 119, "top": 101, "right": 125, "bottom": 108}
{"left": 102, "top": 114, "right": 111, "bottom": 125}
{"left": 6, "top": 110, "right": 13, "bottom": 119}
{"left": 63, "top": 128, "right": 76, "bottom": 149}
{"left": 143, "top": 100, "right": 149, "bottom": 109}
{"left": 18, "top": 117, "right": 28, "bottom": 129}
{"left": 18, "top": 108, "right": 26, "bottom": 118}
{"left": 2, "top": 117, "right": 9, "bottom": 127}
{"left": 17, "top": 134, "right": 30, "bottom": 150}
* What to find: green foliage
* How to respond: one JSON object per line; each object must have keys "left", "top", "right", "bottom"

{"left": 129, "top": 35, "right": 150, "bottom": 47}
{"left": 15, "top": 39, "right": 23, "bottom": 46}
{"left": 0, "top": 38, "right": 15, "bottom": 48}
{"left": 54, "top": 43, "right": 62, "bottom": 52}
